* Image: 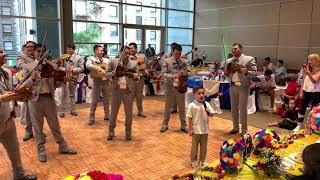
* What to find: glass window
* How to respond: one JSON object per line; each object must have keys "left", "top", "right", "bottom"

{"left": 124, "top": 0, "right": 165, "bottom": 8}
{"left": 168, "top": 10, "right": 193, "bottom": 28}
{"left": 167, "top": 28, "right": 192, "bottom": 45}
{"left": 150, "top": 17, "right": 156, "bottom": 25}
{"left": 109, "top": 5, "right": 118, "bottom": 17}
{"left": 5, "top": 0, "right": 59, "bottom": 18}
{"left": 1, "top": 6, "right": 11, "bottom": 15}
{"left": 136, "top": 29, "right": 141, "bottom": 40}
{"left": 3, "top": 41, "right": 13, "bottom": 51}
{"left": 74, "top": 43, "right": 101, "bottom": 56}
{"left": 136, "top": 16, "right": 142, "bottom": 25}
{"left": 73, "top": 22, "right": 119, "bottom": 44}
{"left": 110, "top": 24, "right": 118, "bottom": 36}
{"left": 106, "top": 43, "right": 120, "bottom": 57}
{"left": 73, "top": 0, "right": 119, "bottom": 23}
{"left": 123, "top": 5, "right": 165, "bottom": 26}
{"left": 150, "top": 31, "right": 156, "bottom": 40}
{"left": 136, "top": 1, "right": 142, "bottom": 12}
{"left": 2, "top": 24, "right": 12, "bottom": 34}
{"left": 168, "top": 0, "right": 194, "bottom": 11}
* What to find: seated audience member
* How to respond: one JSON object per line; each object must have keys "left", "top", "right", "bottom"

{"left": 291, "top": 143, "right": 320, "bottom": 180}
{"left": 268, "top": 98, "right": 298, "bottom": 130}
{"left": 274, "top": 60, "right": 287, "bottom": 86}
{"left": 273, "top": 74, "right": 301, "bottom": 116}
{"left": 256, "top": 69, "right": 276, "bottom": 109}
{"left": 263, "top": 57, "right": 275, "bottom": 72}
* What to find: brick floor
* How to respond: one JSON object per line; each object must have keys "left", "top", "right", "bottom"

{"left": 0, "top": 97, "right": 259, "bottom": 180}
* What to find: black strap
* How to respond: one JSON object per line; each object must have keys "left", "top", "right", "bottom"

{"left": 203, "top": 101, "right": 210, "bottom": 115}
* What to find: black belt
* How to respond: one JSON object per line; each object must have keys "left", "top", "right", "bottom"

{"left": 39, "top": 93, "right": 52, "bottom": 97}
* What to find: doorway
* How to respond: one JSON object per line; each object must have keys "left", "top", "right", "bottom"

{"left": 123, "top": 25, "right": 165, "bottom": 55}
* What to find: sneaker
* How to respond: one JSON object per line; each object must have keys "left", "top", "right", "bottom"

{"left": 70, "top": 112, "right": 78, "bottom": 116}
{"left": 160, "top": 125, "right": 168, "bottom": 132}
{"left": 23, "top": 132, "right": 33, "bottom": 141}
{"left": 293, "top": 123, "right": 303, "bottom": 132}
{"left": 229, "top": 129, "right": 239, "bottom": 134}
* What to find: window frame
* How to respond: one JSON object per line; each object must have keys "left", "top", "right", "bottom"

{"left": 3, "top": 41, "right": 13, "bottom": 51}
{"left": 1, "top": 6, "right": 11, "bottom": 15}
{"left": 2, "top": 24, "right": 12, "bottom": 34}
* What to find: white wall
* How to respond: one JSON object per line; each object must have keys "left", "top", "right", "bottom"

{"left": 194, "top": 0, "right": 320, "bottom": 69}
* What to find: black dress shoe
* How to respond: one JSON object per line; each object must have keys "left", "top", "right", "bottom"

{"left": 23, "top": 132, "right": 33, "bottom": 141}
{"left": 38, "top": 154, "right": 47, "bottom": 162}
{"left": 60, "top": 149, "right": 77, "bottom": 154}
{"left": 107, "top": 134, "right": 113, "bottom": 141}
{"left": 88, "top": 120, "right": 95, "bottom": 126}
{"left": 104, "top": 117, "right": 109, "bottom": 121}
{"left": 126, "top": 136, "right": 132, "bottom": 141}
{"left": 229, "top": 129, "right": 239, "bottom": 134}
{"left": 160, "top": 125, "right": 168, "bottom": 132}
{"left": 180, "top": 127, "right": 188, "bottom": 133}
{"left": 14, "top": 174, "right": 37, "bottom": 180}
{"left": 70, "top": 112, "right": 78, "bottom": 116}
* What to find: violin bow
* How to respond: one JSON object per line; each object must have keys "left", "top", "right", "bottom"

{"left": 15, "top": 31, "right": 48, "bottom": 90}
{"left": 114, "top": 43, "right": 128, "bottom": 72}
{"left": 182, "top": 50, "right": 205, "bottom": 72}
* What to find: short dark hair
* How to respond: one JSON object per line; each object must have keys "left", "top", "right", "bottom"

{"left": 93, "top": 45, "right": 102, "bottom": 52}
{"left": 264, "top": 69, "right": 273, "bottom": 76}
{"left": 302, "top": 143, "right": 320, "bottom": 177}
{"left": 22, "top": 44, "right": 27, "bottom": 48}
{"left": 278, "top": 59, "right": 284, "bottom": 64}
{"left": 170, "top": 42, "right": 178, "bottom": 47}
{"left": 26, "top": 41, "right": 36, "bottom": 46}
{"left": 67, "top": 44, "right": 76, "bottom": 49}
{"left": 128, "top": 42, "right": 137, "bottom": 49}
{"left": 232, "top": 43, "right": 243, "bottom": 49}
{"left": 193, "top": 86, "right": 204, "bottom": 94}
{"left": 120, "top": 45, "right": 130, "bottom": 52}
{"left": 172, "top": 44, "right": 182, "bottom": 52}
{"left": 265, "top": 57, "right": 271, "bottom": 61}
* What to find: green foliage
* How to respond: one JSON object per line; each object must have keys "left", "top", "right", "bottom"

{"left": 73, "top": 23, "right": 101, "bottom": 55}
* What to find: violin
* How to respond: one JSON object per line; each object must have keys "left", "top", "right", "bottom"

{"left": 115, "top": 65, "right": 140, "bottom": 80}
{"left": 173, "top": 71, "right": 188, "bottom": 93}
{"left": 40, "top": 54, "right": 77, "bottom": 84}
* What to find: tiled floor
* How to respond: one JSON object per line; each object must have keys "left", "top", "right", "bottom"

{"left": 0, "top": 97, "right": 260, "bottom": 180}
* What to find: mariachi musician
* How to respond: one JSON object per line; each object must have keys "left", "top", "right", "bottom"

{"left": 16, "top": 41, "right": 36, "bottom": 142}
{"left": 160, "top": 44, "right": 189, "bottom": 133}
{"left": 0, "top": 49, "right": 37, "bottom": 180}
{"left": 58, "top": 44, "right": 83, "bottom": 118}
{"left": 108, "top": 46, "right": 139, "bottom": 141}
{"left": 129, "top": 42, "right": 147, "bottom": 117}
{"left": 86, "top": 45, "right": 111, "bottom": 125}
{"left": 23, "top": 44, "right": 77, "bottom": 162}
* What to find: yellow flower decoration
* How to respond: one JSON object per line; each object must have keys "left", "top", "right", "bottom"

{"left": 63, "top": 176, "right": 75, "bottom": 180}
{"left": 78, "top": 175, "right": 92, "bottom": 180}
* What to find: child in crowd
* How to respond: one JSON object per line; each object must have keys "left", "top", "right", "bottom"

{"left": 268, "top": 98, "right": 299, "bottom": 130}
{"left": 273, "top": 74, "right": 300, "bottom": 116}
{"left": 187, "top": 86, "right": 214, "bottom": 168}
